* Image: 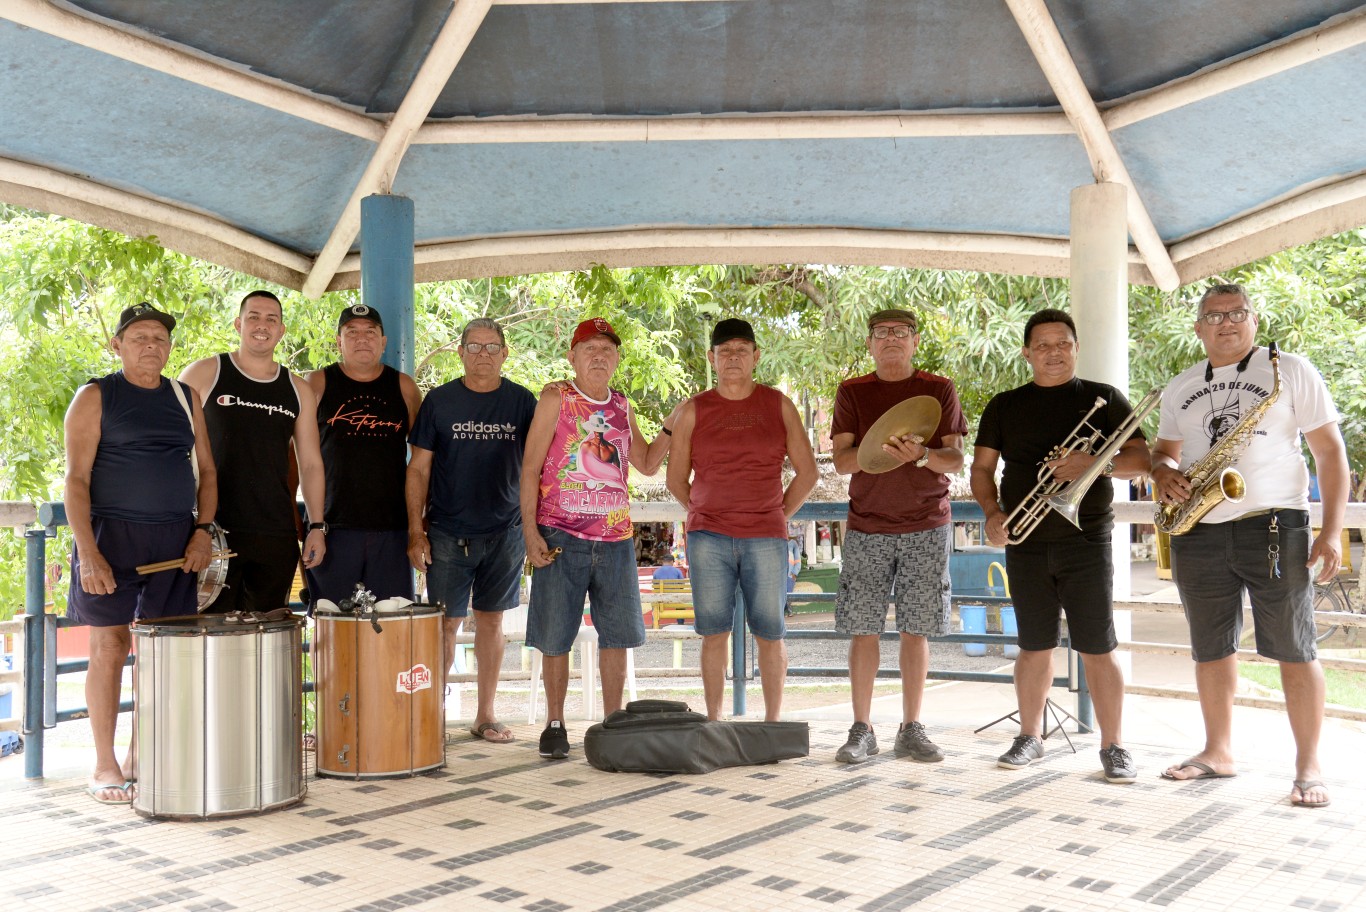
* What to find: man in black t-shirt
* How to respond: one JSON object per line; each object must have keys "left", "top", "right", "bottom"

{"left": 407, "top": 317, "right": 536, "bottom": 744}
{"left": 970, "top": 308, "right": 1148, "bottom": 784}
{"left": 304, "top": 304, "right": 423, "bottom": 604}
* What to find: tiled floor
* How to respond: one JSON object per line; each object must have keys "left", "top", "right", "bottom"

{"left": 6, "top": 710, "right": 1365, "bottom": 912}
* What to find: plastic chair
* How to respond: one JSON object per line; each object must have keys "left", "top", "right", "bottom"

{"left": 528, "top": 621, "right": 638, "bottom": 723}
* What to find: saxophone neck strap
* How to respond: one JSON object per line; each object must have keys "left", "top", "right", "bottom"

{"left": 1204, "top": 345, "right": 1259, "bottom": 383}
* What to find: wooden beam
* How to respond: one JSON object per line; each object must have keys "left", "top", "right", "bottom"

{"left": 301, "top": 0, "right": 493, "bottom": 299}
{"left": 0, "top": 158, "right": 312, "bottom": 274}
{"left": 1170, "top": 174, "right": 1366, "bottom": 285}
{"left": 1003, "top": 0, "right": 1181, "bottom": 291}
{"left": 325, "top": 226, "right": 1150, "bottom": 289}
{"left": 0, "top": 0, "right": 381, "bottom": 141}
{"left": 1106, "top": 8, "right": 1366, "bottom": 129}
{"left": 415, "top": 111, "right": 1073, "bottom": 144}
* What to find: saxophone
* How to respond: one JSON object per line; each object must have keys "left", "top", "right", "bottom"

{"left": 1155, "top": 342, "right": 1280, "bottom": 535}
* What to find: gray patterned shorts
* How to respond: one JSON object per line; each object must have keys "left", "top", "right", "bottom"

{"left": 835, "top": 526, "right": 952, "bottom": 637}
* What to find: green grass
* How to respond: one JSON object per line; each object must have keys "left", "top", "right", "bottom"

{"left": 1239, "top": 662, "right": 1366, "bottom": 709}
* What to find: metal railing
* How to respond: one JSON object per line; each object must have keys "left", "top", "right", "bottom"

{"left": 12, "top": 498, "right": 1364, "bottom": 779}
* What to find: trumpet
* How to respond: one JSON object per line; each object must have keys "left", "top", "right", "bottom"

{"left": 1004, "top": 388, "right": 1162, "bottom": 545}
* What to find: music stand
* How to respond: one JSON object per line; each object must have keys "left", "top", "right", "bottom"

{"left": 974, "top": 698, "right": 1082, "bottom": 753}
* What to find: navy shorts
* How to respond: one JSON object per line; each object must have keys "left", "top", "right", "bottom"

{"left": 1005, "top": 531, "right": 1116, "bottom": 654}
{"left": 306, "top": 528, "right": 413, "bottom": 605}
{"left": 67, "top": 515, "right": 198, "bottom": 627}
{"left": 1170, "top": 508, "right": 1316, "bottom": 663}
{"left": 527, "top": 525, "right": 645, "bottom": 655}
{"left": 426, "top": 524, "right": 524, "bottom": 618}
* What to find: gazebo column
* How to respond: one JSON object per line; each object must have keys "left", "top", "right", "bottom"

{"left": 1070, "top": 181, "right": 1134, "bottom": 718}
{"left": 360, "top": 194, "right": 416, "bottom": 374}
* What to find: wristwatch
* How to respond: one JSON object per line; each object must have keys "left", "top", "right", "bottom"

{"left": 193, "top": 521, "right": 218, "bottom": 535}
{"left": 914, "top": 449, "right": 931, "bottom": 469}
{"left": 308, "top": 522, "right": 329, "bottom": 535}
{"left": 1102, "top": 458, "right": 1116, "bottom": 476}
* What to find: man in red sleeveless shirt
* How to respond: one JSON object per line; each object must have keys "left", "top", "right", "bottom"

{"left": 667, "top": 319, "right": 818, "bottom": 721}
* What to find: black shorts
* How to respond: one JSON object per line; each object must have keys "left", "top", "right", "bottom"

{"left": 1005, "top": 531, "right": 1116, "bottom": 654}
{"left": 305, "top": 528, "right": 413, "bottom": 605}
{"left": 203, "top": 529, "right": 299, "bottom": 614}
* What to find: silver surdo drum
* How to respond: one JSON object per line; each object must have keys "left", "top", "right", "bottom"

{"left": 132, "top": 612, "right": 305, "bottom": 819}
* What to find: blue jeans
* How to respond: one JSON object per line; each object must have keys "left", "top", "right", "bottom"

{"left": 686, "top": 530, "right": 787, "bottom": 640}
{"left": 426, "top": 525, "right": 524, "bottom": 618}
{"left": 526, "top": 525, "right": 645, "bottom": 655}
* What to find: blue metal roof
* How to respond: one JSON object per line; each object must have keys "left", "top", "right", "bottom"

{"left": 2, "top": 0, "right": 1363, "bottom": 294}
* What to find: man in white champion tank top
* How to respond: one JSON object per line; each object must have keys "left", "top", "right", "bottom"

{"left": 180, "top": 290, "right": 327, "bottom": 613}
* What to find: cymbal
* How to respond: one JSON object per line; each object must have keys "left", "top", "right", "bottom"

{"left": 856, "top": 396, "right": 942, "bottom": 474}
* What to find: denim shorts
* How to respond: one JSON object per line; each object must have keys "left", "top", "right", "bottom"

{"left": 526, "top": 525, "right": 645, "bottom": 655}
{"left": 426, "top": 524, "right": 524, "bottom": 618}
{"left": 686, "top": 530, "right": 787, "bottom": 640}
{"left": 1006, "top": 531, "right": 1116, "bottom": 654}
{"left": 1169, "top": 508, "right": 1316, "bottom": 663}
{"left": 836, "top": 526, "right": 951, "bottom": 637}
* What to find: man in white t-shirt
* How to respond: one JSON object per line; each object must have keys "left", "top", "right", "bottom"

{"left": 1151, "top": 283, "right": 1349, "bottom": 809}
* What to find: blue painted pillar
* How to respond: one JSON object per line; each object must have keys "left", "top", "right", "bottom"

{"left": 731, "top": 588, "right": 746, "bottom": 717}
{"left": 360, "top": 195, "right": 415, "bottom": 374}
{"left": 23, "top": 527, "right": 45, "bottom": 779}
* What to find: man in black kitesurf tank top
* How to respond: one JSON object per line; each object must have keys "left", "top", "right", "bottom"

{"left": 304, "top": 303, "right": 422, "bottom": 604}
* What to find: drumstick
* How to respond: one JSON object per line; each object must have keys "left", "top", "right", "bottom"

{"left": 136, "top": 551, "right": 235, "bottom": 575}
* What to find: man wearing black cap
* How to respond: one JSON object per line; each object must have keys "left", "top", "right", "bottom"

{"left": 830, "top": 308, "right": 967, "bottom": 765}
{"left": 667, "top": 318, "right": 818, "bottom": 721}
{"left": 304, "top": 304, "right": 422, "bottom": 604}
{"left": 180, "top": 290, "right": 327, "bottom": 613}
{"left": 64, "top": 302, "right": 218, "bottom": 803}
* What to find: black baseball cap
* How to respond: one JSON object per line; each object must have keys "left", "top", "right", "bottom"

{"left": 115, "top": 302, "right": 175, "bottom": 336}
{"left": 338, "top": 303, "right": 383, "bottom": 332}
{"left": 711, "top": 318, "right": 756, "bottom": 347}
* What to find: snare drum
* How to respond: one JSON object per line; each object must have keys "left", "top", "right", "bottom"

{"left": 196, "top": 525, "right": 230, "bottom": 610}
{"left": 314, "top": 599, "right": 445, "bottom": 778}
{"left": 132, "top": 613, "right": 306, "bottom": 819}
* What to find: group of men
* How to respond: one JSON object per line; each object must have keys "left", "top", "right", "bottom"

{"left": 65, "top": 283, "right": 1346, "bottom": 811}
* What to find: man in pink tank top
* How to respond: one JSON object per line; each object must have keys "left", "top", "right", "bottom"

{"left": 667, "top": 319, "right": 818, "bottom": 721}
{"left": 520, "top": 318, "right": 673, "bottom": 759}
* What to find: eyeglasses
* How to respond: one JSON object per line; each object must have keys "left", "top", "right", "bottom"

{"left": 462, "top": 342, "right": 505, "bottom": 354}
{"left": 1199, "top": 309, "right": 1252, "bottom": 325}
{"left": 870, "top": 325, "right": 914, "bottom": 339}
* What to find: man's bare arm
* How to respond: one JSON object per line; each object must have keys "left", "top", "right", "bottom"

{"left": 780, "top": 395, "right": 818, "bottom": 519}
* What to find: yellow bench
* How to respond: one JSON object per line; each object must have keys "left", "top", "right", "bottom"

{"left": 651, "top": 579, "right": 694, "bottom": 629}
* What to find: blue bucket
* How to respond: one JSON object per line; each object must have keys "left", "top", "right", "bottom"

{"left": 1000, "top": 606, "right": 1020, "bottom": 659}
{"left": 960, "top": 604, "right": 986, "bottom": 656}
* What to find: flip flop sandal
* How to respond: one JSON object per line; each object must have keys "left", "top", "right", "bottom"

{"left": 1159, "top": 758, "right": 1236, "bottom": 781}
{"left": 87, "top": 780, "right": 135, "bottom": 805}
{"left": 471, "top": 721, "right": 516, "bottom": 743}
{"left": 1291, "top": 779, "right": 1331, "bottom": 808}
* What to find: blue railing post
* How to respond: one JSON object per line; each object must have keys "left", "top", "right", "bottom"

{"left": 731, "top": 588, "right": 746, "bottom": 717}
{"left": 1074, "top": 653, "right": 1094, "bottom": 733}
{"left": 23, "top": 526, "right": 46, "bottom": 780}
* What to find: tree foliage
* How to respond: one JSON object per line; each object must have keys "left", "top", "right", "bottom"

{"left": 0, "top": 207, "right": 1361, "bottom": 617}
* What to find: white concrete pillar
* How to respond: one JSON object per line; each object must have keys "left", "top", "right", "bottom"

{"left": 1070, "top": 182, "right": 1133, "bottom": 672}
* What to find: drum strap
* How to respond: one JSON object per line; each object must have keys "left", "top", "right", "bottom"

{"left": 169, "top": 379, "right": 200, "bottom": 491}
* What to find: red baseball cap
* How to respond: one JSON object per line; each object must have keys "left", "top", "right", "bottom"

{"left": 571, "top": 317, "right": 621, "bottom": 348}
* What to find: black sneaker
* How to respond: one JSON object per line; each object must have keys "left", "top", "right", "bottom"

{"left": 893, "top": 721, "right": 944, "bottom": 763}
{"left": 997, "top": 734, "right": 1044, "bottom": 769}
{"left": 1099, "top": 744, "right": 1137, "bottom": 783}
{"left": 539, "top": 721, "right": 570, "bottom": 760}
{"left": 835, "top": 722, "right": 879, "bottom": 764}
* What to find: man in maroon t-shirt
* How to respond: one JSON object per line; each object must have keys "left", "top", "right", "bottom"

{"left": 830, "top": 308, "right": 967, "bottom": 764}
{"left": 667, "top": 319, "right": 818, "bottom": 721}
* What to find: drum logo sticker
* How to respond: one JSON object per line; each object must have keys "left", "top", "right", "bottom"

{"left": 397, "top": 664, "right": 432, "bottom": 694}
